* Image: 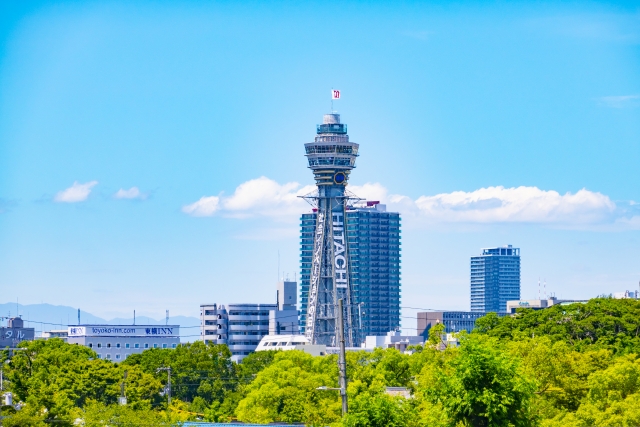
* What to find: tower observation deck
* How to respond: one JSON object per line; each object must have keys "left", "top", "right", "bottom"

{"left": 302, "top": 113, "right": 360, "bottom": 346}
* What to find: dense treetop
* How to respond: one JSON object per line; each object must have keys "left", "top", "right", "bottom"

{"left": 475, "top": 298, "right": 640, "bottom": 353}
{"left": 3, "top": 297, "right": 640, "bottom": 426}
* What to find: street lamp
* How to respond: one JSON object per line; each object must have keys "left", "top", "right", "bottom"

{"left": 316, "top": 298, "right": 349, "bottom": 416}
{"left": 316, "top": 386, "right": 341, "bottom": 391}
{"left": 316, "top": 385, "right": 347, "bottom": 415}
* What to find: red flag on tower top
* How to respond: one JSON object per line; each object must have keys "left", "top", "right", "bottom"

{"left": 332, "top": 89, "right": 341, "bottom": 100}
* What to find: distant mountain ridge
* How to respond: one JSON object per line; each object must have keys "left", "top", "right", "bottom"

{"left": 0, "top": 303, "right": 200, "bottom": 342}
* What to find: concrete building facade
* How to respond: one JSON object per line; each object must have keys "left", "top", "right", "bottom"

{"left": 201, "top": 282, "right": 299, "bottom": 362}
{"left": 417, "top": 311, "right": 488, "bottom": 336}
{"left": 201, "top": 303, "right": 274, "bottom": 362}
{"left": 67, "top": 325, "right": 180, "bottom": 361}
{"left": 0, "top": 317, "right": 35, "bottom": 349}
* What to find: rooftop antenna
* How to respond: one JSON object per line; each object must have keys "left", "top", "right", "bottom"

{"left": 78, "top": 309, "right": 81, "bottom": 325}
{"left": 166, "top": 310, "right": 169, "bottom": 326}
{"left": 331, "top": 87, "right": 334, "bottom": 112}
{"left": 544, "top": 279, "right": 547, "bottom": 299}
{"left": 133, "top": 310, "right": 136, "bottom": 326}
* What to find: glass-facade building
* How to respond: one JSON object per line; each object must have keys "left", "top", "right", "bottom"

{"left": 470, "top": 245, "right": 521, "bottom": 313}
{"left": 300, "top": 202, "right": 401, "bottom": 343}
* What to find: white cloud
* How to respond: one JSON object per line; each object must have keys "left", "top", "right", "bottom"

{"left": 598, "top": 95, "right": 640, "bottom": 108}
{"left": 54, "top": 181, "right": 98, "bottom": 203}
{"left": 182, "top": 177, "right": 315, "bottom": 218}
{"left": 183, "top": 177, "right": 632, "bottom": 228}
{"left": 409, "top": 186, "right": 615, "bottom": 224}
{"left": 182, "top": 196, "right": 220, "bottom": 217}
{"left": 114, "top": 187, "right": 147, "bottom": 200}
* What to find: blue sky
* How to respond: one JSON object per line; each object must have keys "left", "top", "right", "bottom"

{"left": 0, "top": 1, "right": 639, "bottom": 329}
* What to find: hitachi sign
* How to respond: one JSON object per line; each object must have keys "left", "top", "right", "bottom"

{"left": 333, "top": 212, "right": 348, "bottom": 289}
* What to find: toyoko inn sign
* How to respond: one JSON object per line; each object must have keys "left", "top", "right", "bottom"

{"left": 68, "top": 326, "right": 179, "bottom": 337}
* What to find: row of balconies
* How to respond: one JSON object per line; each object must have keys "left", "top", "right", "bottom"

{"left": 202, "top": 309, "right": 227, "bottom": 316}
{"left": 227, "top": 314, "right": 270, "bottom": 320}
{"left": 228, "top": 344, "right": 261, "bottom": 351}
{"left": 204, "top": 338, "right": 228, "bottom": 345}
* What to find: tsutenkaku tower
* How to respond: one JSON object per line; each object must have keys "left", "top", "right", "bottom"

{"left": 302, "top": 113, "right": 359, "bottom": 346}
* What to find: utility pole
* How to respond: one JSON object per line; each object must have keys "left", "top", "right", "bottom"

{"left": 338, "top": 298, "right": 348, "bottom": 415}
{"left": 157, "top": 367, "right": 172, "bottom": 407}
{"left": 119, "top": 371, "right": 128, "bottom": 405}
{"left": 1, "top": 367, "right": 3, "bottom": 427}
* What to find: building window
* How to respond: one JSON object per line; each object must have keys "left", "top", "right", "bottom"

{"left": 107, "top": 343, "right": 111, "bottom": 348}
{"left": 162, "top": 343, "right": 167, "bottom": 349}
{"left": 97, "top": 343, "right": 102, "bottom": 348}
{"left": 106, "top": 354, "right": 111, "bottom": 359}
{"left": 172, "top": 344, "right": 177, "bottom": 349}
{"left": 115, "top": 354, "right": 121, "bottom": 360}
{"left": 135, "top": 343, "right": 140, "bottom": 348}
{"left": 153, "top": 344, "right": 158, "bottom": 348}
{"left": 97, "top": 354, "right": 101, "bottom": 359}
{"left": 88, "top": 343, "right": 93, "bottom": 348}
{"left": 116, "top": 343, "right": 121, "bottom": 348}
{"left": 144, "top": 343, "right": 149, "bottom": 349}
{"left": 125, "top": 343, "right": 130, "bottom": 349}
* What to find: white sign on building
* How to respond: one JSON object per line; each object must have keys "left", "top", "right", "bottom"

{"left": 68, "top": 325, "right": 178, "bottom": 337}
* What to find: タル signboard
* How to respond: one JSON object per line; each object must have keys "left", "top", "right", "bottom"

{"left": 0, "top": 327, "right": 35, "bottom": 347}
{"left": 68, "top": 325, "right": 180, "bottom": 337}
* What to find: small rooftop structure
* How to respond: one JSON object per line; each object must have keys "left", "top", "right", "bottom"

{"left": 7, "top": 317, "right": 23, "bottom": 328}
{"left": 362, "top": 331, "right": 423, "bottom": 352}
{"left": 506, "top": 296, "right": 588, "bottom": 314}
{"left": 41, "top": 330, "right": 68, "bottom": 341}
{"left": 385, "top": 387, "right": 412, "bottom": 399}
{"left": 480, "top": 245, "right": 520, "bottom": 256}
{"left": 255, "top": 334, "right": 327, "bottom": 356}
{"left": 613, "top": 290, "right": 639, "bottom": 299}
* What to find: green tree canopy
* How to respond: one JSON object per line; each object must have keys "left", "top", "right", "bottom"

{"left": 122, "top": 340, "right": 236, "bottom": 405}
{"left": 3, "top": 339, "right": 161, "bottom": 426}
{"left": 235, "top": 350, "right": 342, "bottom": 426}
{"left": 424, "top": 336, "right": 536, "bottom": 427}
{"left": 474, "top": 298, "right": 640, "bottom": 353}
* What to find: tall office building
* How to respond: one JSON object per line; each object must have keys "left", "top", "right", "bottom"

{"left": 346, "top": 202, "right": 401, "bottom": 337}
{"left": 300, "top": 203, "right": 402, "bottom": 344}
{"left": 300, "top": 202, "right": 401, "bottom": 343}
{"left": 470, "top": 245, "right": 521, "bottom": 313}
{"left": 299, "top": 113, "right": 359, "bottom": 347}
